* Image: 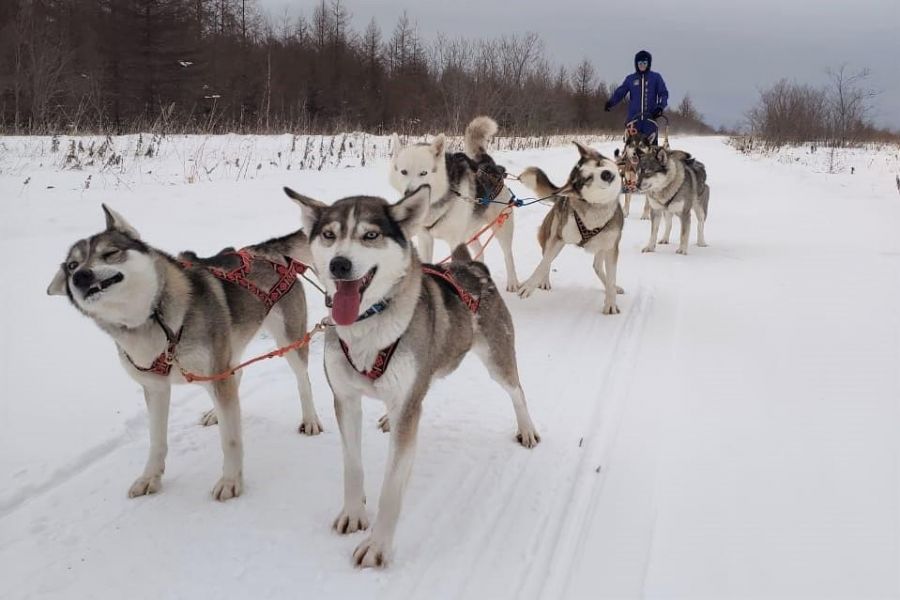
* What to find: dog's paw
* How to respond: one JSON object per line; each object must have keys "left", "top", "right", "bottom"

{"left": 128, "top": 474, "right": 162, "bottom": 498}
{"left": 516, "top": 429, "right": 541, "bottom": 448}
{"left": 602, "top": 303, "right": 621, "bottom": 315}
{"left": 697, "top": 241, "right": 709, "bottom": 247}
{"left": 334, "top": 505, "right": 369, "bottom": 534}
{"left": 658, "top": 238, "right": 669, "bottom": 245}
{"left": 298, "top": 417, "right": 323, "bottom": 436}
{"left": 505, "top": 280, "right": 520, "bottom": 293}
{"left": 353, "top": 536, "right": 391, "bottom": 568}
{"left": 676, "top": 248, "right": 688, "bottom": 255}
{"left": 377, "top": 414, "right": 390, "bottom": 433}
{"left": 641, "top": 245, "right": 655, "bottom": 253}
{"left": 640, "top": 214, "right": 650, "bottom": 221}
{"left": 537, "top": 277, "right": 552, "bottom": 291}
{"left": 615, "top": 286, "right": 625, "bottom": 294}
{"left": 517, "top": 281, "right": 538, "bottom": 299}
{"left": 200, "top": 409, "right": 218, "bottom": 427}
{"left": 212, "top": 476, "right": 243, "bottom": 501}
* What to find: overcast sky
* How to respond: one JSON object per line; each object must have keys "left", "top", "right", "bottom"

{"left": 259, "top": 0, "right": 900, "bottom": 130}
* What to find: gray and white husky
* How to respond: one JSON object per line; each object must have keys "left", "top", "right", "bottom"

{"left": 284, "top": 184, "right": 540, "bottom": 567}
{"left": 47, "top": 205, "right": 321, "bottom": 500}
{"left": 389, "top": 116, "right": 519, "bottom": 291}
{"left": 615, "top": 131, "right": 655, "bottom": 219}
{"left": 517, "top": 142, "right": 625, "bottom": 315}
{"left": 638, "top": 147, "right": 711, "bottom": 254}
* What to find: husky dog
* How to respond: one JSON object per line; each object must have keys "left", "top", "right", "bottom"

{"left": 637, "top": 147, "right": 710, "bottom": 254}
{"left": 389, "top": 116, "right": 519, "bottom": 292}
{"left": 284, "top": 185, "right": 540, "bottom": 567}
{"left": 517, "top": 142, "right": 625, "bottom": 315}
{"left": 47, "top": 206, "right": 322, "bottom": 500}
{"left": 615, "top": 131, "right": 655, "bottom": 219}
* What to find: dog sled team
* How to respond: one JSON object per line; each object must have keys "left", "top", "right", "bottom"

{"left": 47, "top": 53, "right": 712, "bottom": 568}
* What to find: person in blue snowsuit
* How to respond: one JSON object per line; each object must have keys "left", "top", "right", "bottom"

{"left": 605, "top": 50, "right": 669, "bottom": 142}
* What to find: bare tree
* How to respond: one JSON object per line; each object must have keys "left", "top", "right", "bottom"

{"left": 826, "top": 64, "right": 879, "bottom": 146}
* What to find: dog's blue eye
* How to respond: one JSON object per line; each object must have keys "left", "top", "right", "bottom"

{"left": 400, "top": 169, "right": 408, "bottom": 176}
{"left": 67, "top": 261, "right": 79, "bottom": 271}
{"left": 322, "top": 230, "right": 336, "bottom": 240}
{"left": 363, "top": 231, "right": 379, "bottom": 241}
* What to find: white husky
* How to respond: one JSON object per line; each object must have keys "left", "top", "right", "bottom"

{"left": 389, "top": 116, "right": 520, "bottom": 291}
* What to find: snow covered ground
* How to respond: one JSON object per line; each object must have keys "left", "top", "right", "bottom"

{"left": 1, "top": 134, "right": 899, "bottom": 599}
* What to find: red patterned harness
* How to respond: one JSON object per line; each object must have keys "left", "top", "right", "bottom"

{"left": 339, "top": 266, "right": 480, "bottom": 381}
{"left": 185, "top": 248, "right": 309, "bottom": 312}
{"left": 123, "top": 312, "right": 182, "bottom": 376}
{"left": 126, "top": 249, "right": 309, "bottom": 376}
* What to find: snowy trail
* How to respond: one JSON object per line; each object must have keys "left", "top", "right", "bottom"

{"left": 2, "top": 136, "right": 899, "bottom": 599}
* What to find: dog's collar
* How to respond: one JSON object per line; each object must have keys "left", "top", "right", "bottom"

{"left": 356, "top": 299, "right": 391, "bottom": 322}
{"left": 123, "top": 309, "right": 182, "bottom": 376}
{"left": 151, "top": 309, "right": 179, "bottom": 343}
{"left": 325, "top": 295, "right": 392, "bottom": 323}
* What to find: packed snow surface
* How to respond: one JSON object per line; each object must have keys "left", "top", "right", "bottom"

{"left": 1, "top": 134, "right": 898, "bottom": 599}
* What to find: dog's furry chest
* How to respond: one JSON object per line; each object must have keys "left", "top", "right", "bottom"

{"left": 426, "top": 198, "right": 479, "bottom": 241}
{"left": 556, "top": 202, "right": 621, "bottom": 249}
{"left": 324, "top": 269, "right": 478, "bottom": 401}
{"left": 648, "top": 163, "right": 695, "bottom": 215}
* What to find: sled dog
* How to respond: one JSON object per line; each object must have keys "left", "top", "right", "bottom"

{"left": 637, "top": 147, "right": 710, "bottom": 254}
{"left": 517, "top": 142, "right": 625, "bottom": 314}
{"left": 47, "top": 206, "right": 321, "bottom": 500}
{"left": 615, "top": 131, "right": 655, "bottom": 219}
{"left": 389, "top": 116, "right": 519, "bottom": 291}
{"left": 284, "top": 184, "right": 540, "bottom": 567}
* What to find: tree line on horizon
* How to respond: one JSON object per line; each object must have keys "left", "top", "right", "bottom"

{"left": 0, "top": 0, "right": 716, "bottom": 136}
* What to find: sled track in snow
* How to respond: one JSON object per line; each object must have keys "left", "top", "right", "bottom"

{"left": 522, "top": 286, "right": 654, "bottom": 600}
{"left": 383, "top": 285, "right": 653, "bottom": 599}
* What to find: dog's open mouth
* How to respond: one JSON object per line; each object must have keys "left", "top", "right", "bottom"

{"left": 331, "top": 267, "right": 377, "bottom": 326}
{"left": 84, "top": 273, "right": 124, "bottom": 299}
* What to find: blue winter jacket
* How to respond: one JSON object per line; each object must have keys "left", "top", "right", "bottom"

{"left": 609, "top": 70, "right": 669, "bottom": 124}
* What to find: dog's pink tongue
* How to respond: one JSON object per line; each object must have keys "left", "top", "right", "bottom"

{"left": 332, "top": 279, "right": 363, "bottom": 326}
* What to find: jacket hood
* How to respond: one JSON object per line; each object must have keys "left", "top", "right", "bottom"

{"left": 634, "top": 50, "right": 652, "bottom": 72}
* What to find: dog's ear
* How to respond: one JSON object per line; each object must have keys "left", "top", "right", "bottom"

{"left": 47, "top": 266, "right": 68, "bottom": 296}
{"left": 573, "top": 141, "right": 597, "bottom": 161}
{"left": 389, "top": 185, "right": 431, "bottom": 238}
{"left": 656, "top": 147, "right": 668, "bottom": 166}
{"left": 102, "top": 204, "right": 140, "bottom": 239}
{"left": 284, "top": 187, "right": 327, "bottom": 236}
{"left": 390, "top": 133, "right": 400, "bottom": 158}
{"left": 430, "top": 134, "right": 445, "bottom": 158}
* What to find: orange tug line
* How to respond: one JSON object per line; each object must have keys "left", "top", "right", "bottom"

{"left": 176, "top": 320, "right": 328, "bottom": 383}
{"left": 437, "top": 202, "right": 514, "bottom": 264}
{"left": 176, "top": 204, "right": 514, "bottom": 383}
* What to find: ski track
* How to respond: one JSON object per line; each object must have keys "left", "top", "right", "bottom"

{"left": 528, "top": 287, "right": 653, "bottom": 600}
{"left": 3, "top": 136, "right": 899, "bottom": 599}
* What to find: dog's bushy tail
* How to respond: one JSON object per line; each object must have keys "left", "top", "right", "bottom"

{"left": 464, "top": 116, "right": 498, "bottom": 158}
{"left": 519, "top": 166, "right": 561, "bottom": 199}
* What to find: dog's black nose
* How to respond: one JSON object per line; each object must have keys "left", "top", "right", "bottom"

{"left": 600, "top": 170, "right": 615, "bottom": 183}
{"left": 329, "top": 256, "right": 353, "bottom": 279}
{"left": 72, "top": 269, "right": 95, "bottom": 290}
